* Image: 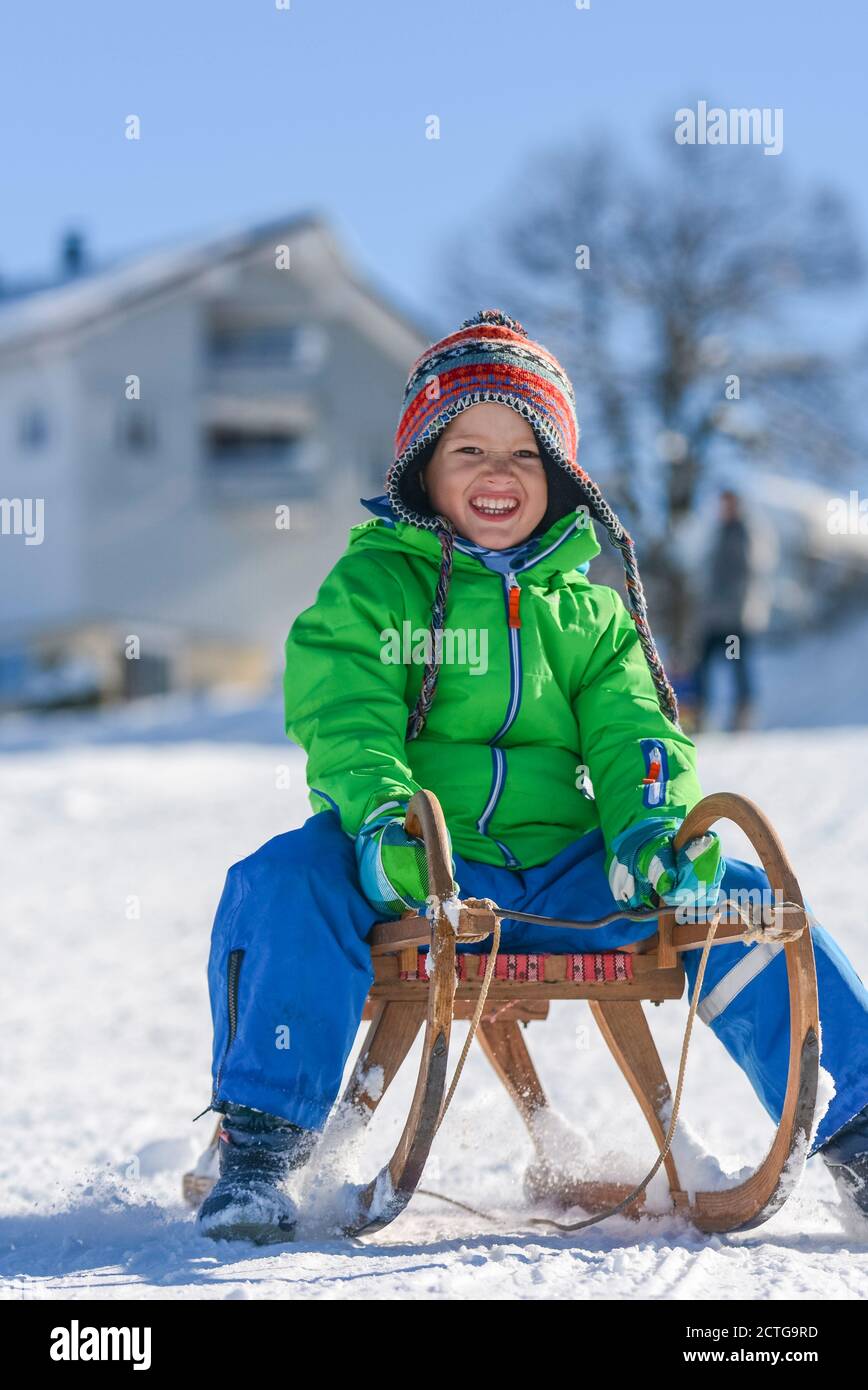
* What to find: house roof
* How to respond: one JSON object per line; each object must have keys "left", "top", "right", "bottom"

{"left": 0, "top": 211, "right": 435, "bottom": 361}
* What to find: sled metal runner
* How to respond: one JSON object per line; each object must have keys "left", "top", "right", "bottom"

{"left": 183, "top": 789, "right": 820, "bottom": 1238}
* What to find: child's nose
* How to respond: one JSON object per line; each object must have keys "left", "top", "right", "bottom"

{"left": 481, "top": 450, "right": 515, "bottom": 475}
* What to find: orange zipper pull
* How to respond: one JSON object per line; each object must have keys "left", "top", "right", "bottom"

{"left": 642, "top": 757, "right": 662, "bottom": 784}
{"left": 508, "top": 584, "right": 521, "bottom": 628}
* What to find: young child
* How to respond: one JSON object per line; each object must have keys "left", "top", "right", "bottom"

{"left": 198, "top": 309, "right": 868, "bottom": 1243}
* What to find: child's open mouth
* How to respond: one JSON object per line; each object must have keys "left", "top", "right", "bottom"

{"left": 468, "top": 493, "right": 521, "bottom": 521}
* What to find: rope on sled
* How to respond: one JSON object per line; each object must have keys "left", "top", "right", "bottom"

{"left": 416, "top": 893, "right": 804, "bottom": 1231}
{"left": 571, "top": 469, "right": 681, "bottom": 730}
{"left": 526, "top": 902, "right": 722, "bottom": 1232}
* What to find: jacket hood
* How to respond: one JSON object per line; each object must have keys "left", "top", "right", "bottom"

{"left": 356, "top": 494, "right": 601, "bottom": 579}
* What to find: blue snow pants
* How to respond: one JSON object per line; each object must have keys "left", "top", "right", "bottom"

{"left": 207, "top": 810, "right": 868, "bottom": 1154}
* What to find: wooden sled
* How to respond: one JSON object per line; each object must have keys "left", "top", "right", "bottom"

{"left": 184, "top": 789, "right": 820, "bottom": 1238}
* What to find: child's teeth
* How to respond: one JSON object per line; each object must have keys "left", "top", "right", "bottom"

{"left": 474, "top": 497, "right": 518, "bottom": 514}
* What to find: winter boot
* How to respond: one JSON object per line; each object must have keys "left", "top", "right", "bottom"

{"left": 818, "top": 1104, "right": 868, "bottom": 1224}
{"left": 197, "top": 1102, "right": 317, "bottom": 1244}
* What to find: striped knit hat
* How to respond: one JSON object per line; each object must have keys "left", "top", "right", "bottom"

{"left": 390, "top": 309, "right": 679, "bottom": 738}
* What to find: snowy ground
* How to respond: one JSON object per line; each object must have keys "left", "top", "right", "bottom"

{"left": 2, "top": 727, "right": 868, "bottom": 1300}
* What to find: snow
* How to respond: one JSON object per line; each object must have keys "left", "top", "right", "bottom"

{"left": 812, "top": 1066, "right": 837, "bottom": 1150}
{"left": 357, "top": 1065, "right": 385, "bottom": 1104}
{"left": 1, "top": 728, "right": 867, "bottom": 1300}
{"left": 435, "top": 894, "right": 463, "bottom": 930}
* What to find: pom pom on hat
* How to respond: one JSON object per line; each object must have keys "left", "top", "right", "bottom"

{"left": 459, "top": 308, "right": 530, "bottom": 335}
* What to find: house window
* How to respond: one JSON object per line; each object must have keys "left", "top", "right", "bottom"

{"left": 206, "top": 323, "right": 327, "bottom": 371}
{"left": 122, "top": 649, "right": 173, "bottom": 699}
{"left": 18, "top": 406, "right": 49, "bottom": 449}
{"left": 204, "top": 425, "right": 319, "bottom": 499}
{"left": 117, "top": 407, "right": 157, "bottom": 453}
{"left": 208, "top": 325, "right": 300, "bottom": 366}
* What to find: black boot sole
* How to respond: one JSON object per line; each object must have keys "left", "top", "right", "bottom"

{"left": 199, "top": 1216, "right": 298, "bottom": 1245}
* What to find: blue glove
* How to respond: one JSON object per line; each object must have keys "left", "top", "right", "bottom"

{"left": 606, "top": 816, "right": 725, "bottom": 913}
{"left": 355, "top": 802, "right": 459, "bottom": 917}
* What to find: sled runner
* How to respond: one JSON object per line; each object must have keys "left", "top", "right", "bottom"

{"left": 184, "top": 789, "right": 820, "bottom": 1237}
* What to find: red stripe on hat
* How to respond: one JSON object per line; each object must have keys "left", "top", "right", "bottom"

{"left": 398, "top": 361, "right": 573, "bottom": 440}
{"left": 395, "top": 364, "right": 577, "bottom": 461}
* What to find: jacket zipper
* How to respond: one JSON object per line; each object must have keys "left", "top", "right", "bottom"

{"left": 468, "top": 517, "right": 586, "bottom": 868}
{"left": 212, "top": 947, "right": 244, "bottom": 1103}
{"left": 477, "top": 571, "right": 523, "bottom": 867}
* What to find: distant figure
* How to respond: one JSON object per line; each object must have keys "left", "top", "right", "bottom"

{"left": 695, "top": 489, "right": 769, "bottom": 732}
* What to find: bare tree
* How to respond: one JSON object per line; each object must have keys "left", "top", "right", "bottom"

{"left": 444, "top": 128, "right": 866, "bottom": 664}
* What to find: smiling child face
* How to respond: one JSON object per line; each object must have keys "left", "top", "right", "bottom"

{"left": 419, "top": 402, "right": 548, "bottom": 548}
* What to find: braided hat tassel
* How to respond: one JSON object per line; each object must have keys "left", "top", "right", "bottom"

{"left": 406, "top": 518, "right": 455, "bottom": 741}
{"left": 576, "top": 478, "right": 680, "bottom": 728}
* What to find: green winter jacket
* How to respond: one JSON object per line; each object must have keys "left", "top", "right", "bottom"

{"left": 283, "top": 505, "right": 703, "bottom": 870}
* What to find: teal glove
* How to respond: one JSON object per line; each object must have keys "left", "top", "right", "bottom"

{"left": 355, "top": 803, "right": 459, "bottom": 917}
{"left": 606, "top": 816, "right": 725, "bottom": 913}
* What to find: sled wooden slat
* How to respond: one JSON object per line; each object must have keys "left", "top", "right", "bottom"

{"left": 369, "top": 905, "right": 498, "bottom": 955}
{"left": 362, "top": 997, "right": 552, "bottom": 1024}
{"left": 343, "top": 1000, "right": 426, "bottom": 1115}
{"left": 370, "top": 946, "right": 683, "bottom": 988}
{"left": 368, "top": 907, "right": 761, "bottom": 956}
{"left": 366, "top": 975, "right": 685, "bottom": 1002}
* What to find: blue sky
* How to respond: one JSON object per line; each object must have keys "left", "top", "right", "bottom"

{"left": 2, "top": 0, "right": 867, "bottom": 324}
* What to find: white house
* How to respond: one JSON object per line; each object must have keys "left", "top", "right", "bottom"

{"left": 0, "top": 215, "right": 429, "bottom": 705}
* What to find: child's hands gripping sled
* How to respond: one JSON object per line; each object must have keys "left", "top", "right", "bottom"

{"left": 606, "top": 816, "right": 725, "bottom": 913}
{"left": 355, "top": 804, "right": 460, "bottom": 917}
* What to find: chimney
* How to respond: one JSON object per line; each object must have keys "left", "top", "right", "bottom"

{"left": 60, "top": 229, "right": 86, "bottom": 279}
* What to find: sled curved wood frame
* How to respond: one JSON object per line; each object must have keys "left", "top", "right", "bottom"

{"left": 341, "top": 789, "right": 820, "bottom": 1237}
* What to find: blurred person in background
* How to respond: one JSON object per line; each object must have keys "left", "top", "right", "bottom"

{"left": 694, "top": 489, "right": 773, "bottom": 732}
